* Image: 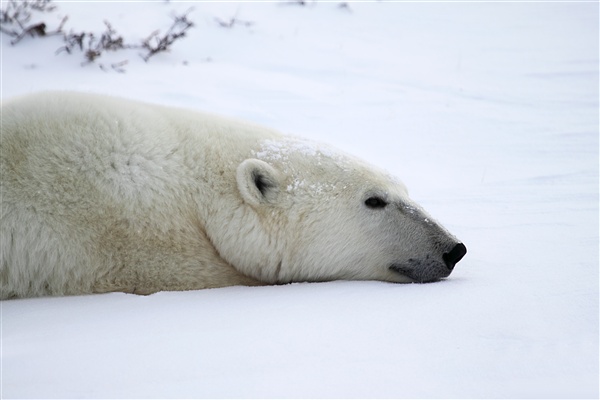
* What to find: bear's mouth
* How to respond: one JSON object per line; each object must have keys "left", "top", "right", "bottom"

{"left": 389, "top": 263, "right": 446, "bottom": 283}
{"left": 389, "top": 264, "right": 420, "bottom": 283}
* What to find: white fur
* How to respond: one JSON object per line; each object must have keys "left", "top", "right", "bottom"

{"left": 1, "top": 92, "right": 463, "bottom": 299}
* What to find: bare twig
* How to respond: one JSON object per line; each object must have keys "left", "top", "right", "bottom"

{"left": 99, "top": 60, "right": 128, "bottom": 73}
{"left": 140, "top": 9, "right": 194, "bottom": 62}
{"left": 215, "top": 16, "right": 253, "bottom": 29}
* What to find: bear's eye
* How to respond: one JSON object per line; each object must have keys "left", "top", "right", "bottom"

{"left": 364, "top": 196, "right": 388, "bottom": 209}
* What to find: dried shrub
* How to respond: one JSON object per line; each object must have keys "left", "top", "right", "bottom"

{"left": 1, "top": 0, "right": 196, "bottom": 72}
{"left": 59, "top": 22, "right": 123, "bottom": 60}
{"left": 0, "top": 0, "right": 65, "bottom": 44}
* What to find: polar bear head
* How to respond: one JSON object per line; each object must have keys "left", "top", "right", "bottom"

{"left": 217, "top": 138, "right": 466, "bottom": 285}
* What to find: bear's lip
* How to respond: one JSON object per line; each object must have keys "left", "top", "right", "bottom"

{"left": 389, "top": 264, "right": 420, "bottom": 283}
{"left": 389, "top": 263, "right": 447, "bottom": 283}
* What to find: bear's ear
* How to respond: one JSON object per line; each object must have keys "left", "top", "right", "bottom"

{"left": 236, "top": 159, "right": 281, "bottom": 206}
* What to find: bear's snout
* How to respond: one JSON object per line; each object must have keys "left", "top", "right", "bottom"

{"left": 389, "top": 241, "right": 467, "bottom": 283}
{"left": 443, "top": 243, "right": 467, "bottom": 271}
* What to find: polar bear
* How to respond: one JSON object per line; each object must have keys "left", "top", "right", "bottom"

{"left": 0, "top": 92, "right": 466, "bottom": 299}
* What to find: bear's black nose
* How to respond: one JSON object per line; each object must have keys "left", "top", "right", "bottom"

{"left": 443, "top": 243, "right": 467, "bottom": 270}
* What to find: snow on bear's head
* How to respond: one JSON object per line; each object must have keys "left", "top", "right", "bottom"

{"left": 222, "top": 137, "right": 466, "bottom": 285}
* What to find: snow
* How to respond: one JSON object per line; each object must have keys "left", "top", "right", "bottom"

{"left": 1, "top": 1, "right": 598, "bottom": 398}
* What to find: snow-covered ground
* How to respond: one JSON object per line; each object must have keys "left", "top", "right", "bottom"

{"left": 1, "top": 1, "right": 598, "bottom": 398}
